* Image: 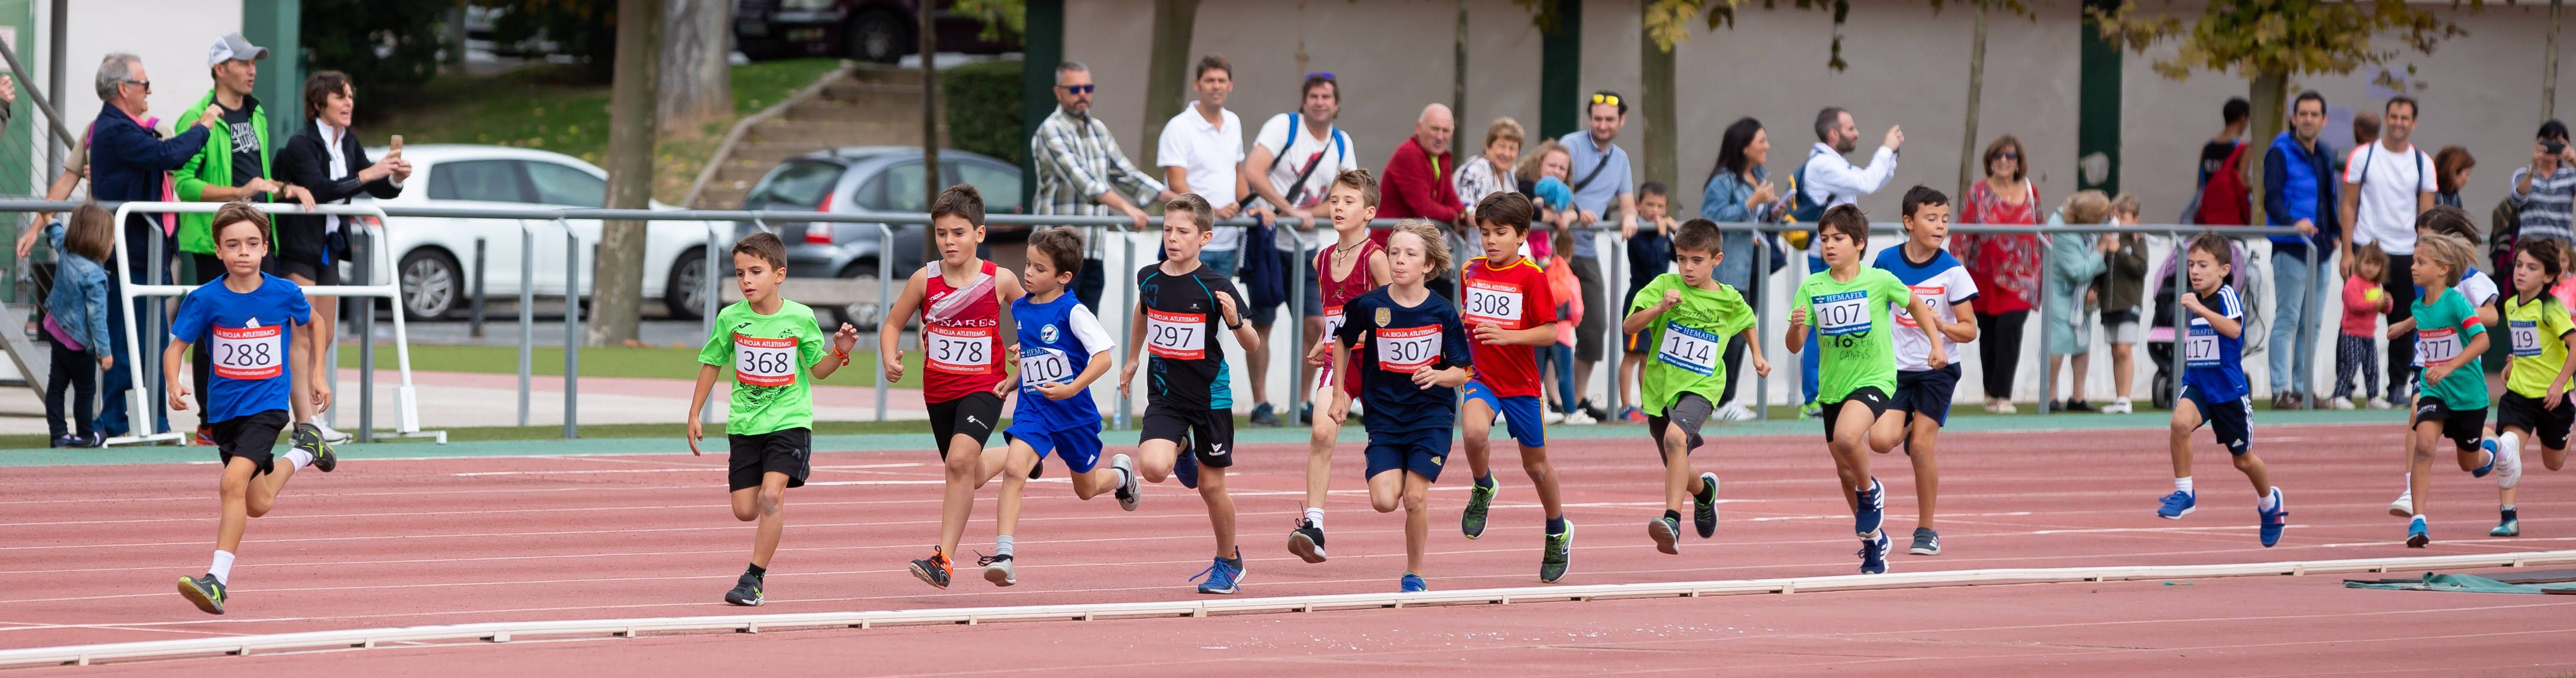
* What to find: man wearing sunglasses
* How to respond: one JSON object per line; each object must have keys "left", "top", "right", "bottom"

{"left": 89, "top": 52, "right": 223, "bottom": 439}
{"left": 1032, "top": 60, "right": 1178, "bottom": 312}
{"left": 1551, "top": 90, "right": 1642, "bottom": 423}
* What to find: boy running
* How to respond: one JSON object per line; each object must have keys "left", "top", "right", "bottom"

{"left": 1120, "top": 193, "right": 1263, "bottom": 594}
{"left": 1328, "top": 219, "right": 1474, "bottom": 592}
{"left": 1870, "top": 187, "right": 1980, "bottom": 557}
{"left": 881, "top": 184, "right": 1024, "bottom": 589}
{"left": 1288, "top": 170, "right": 1390, "bottom": 563}
{"left": 2389, "top": 207, "right": 2506, "bottom": 518}
{"left": 1624, "top": 218, "right": 1767, "bottom": 556}
{"left": 2387, "top": 232, "right": 2495, "bottom": 547}
{"left": 172, "top": 202, "right": 334, "bottom": 615}
{"left": 1452, "top": 192, "right": 1573, "bottom": 582}
{"left": 684, "top": 231, "right": 860, "bottom": 606}
{"left": 2151, "top": 233, "right": 2288, "bottom": 549}
{"left": 983, "top": 228, "right": 1143, "bottom": 585}
{"left": 2491, "top": 238, "right": 2573, "bottom": 537}
{"left": 1784, "top": 205, "right": 1948, "bottom": 575}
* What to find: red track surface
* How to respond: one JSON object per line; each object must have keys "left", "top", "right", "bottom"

{"left": 7, "top": 423, "right": 2576, "bottom": 676}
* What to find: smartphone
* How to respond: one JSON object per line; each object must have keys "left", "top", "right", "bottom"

{"left": 390, "top": 135, "right": 404, "bottom": 153}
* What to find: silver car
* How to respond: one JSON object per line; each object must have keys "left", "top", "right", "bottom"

{"left": 735, "top": 146, "right": 1022, "bottom": 328}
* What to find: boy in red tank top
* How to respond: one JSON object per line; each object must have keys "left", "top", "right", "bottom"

{"left": 1287, "top": 170, "right": 1391, "bottom": 563}
{"left": 879, "top": 185, "right": 1025, "bottom": 589}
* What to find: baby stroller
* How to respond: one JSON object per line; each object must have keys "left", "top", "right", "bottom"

{"left": 2143, "top": 235, "right": 2265, "bottom": 410}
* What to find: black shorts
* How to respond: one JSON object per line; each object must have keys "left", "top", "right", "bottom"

{"left": 2181, "top": 385, "right": 2253, "bottom": 455}
{"left": 1623, "top": 329, "right": 1649, "bottom": 356}
{"left": 727, "top": 427, "right": 811, "bottom": 491}
{"left": 1820, "top": 386, "right": 1892, "bottom": 442}
{"left": 927, "top": 392, "right": 1004, "bottom": 458}
{"left": 1891, "top": 365, "right": 1961, "bottom": 427}
{"left": 1646, "top": 393, "right": 1714, "bottom": 459}
{"left": 2497, "top": 391, "right": 2576, "bottom": 450}
{"left": 262, "top": 251, "right": 340, "bottom": 286}
{"left": 213, "top": 410, "right": 291, "bottom": 476}
{"left": 1139, "top": 402, "right": 1236, "bottom": 468}
{"left": 2413, "top": 395, "right": 2490, "bottom": 453}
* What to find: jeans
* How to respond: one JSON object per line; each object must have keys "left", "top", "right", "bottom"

{"left": 2268, "top": 248, "right": 2322, "bottom": 394}
{"left": 1713, "top": 231, "right": 1757, "bottom": 290}
{"left": 1536, "top": 342, "right": 1576, "bottom": 413}
{"left": 1199, "top": 248, "right": 1240, "bottom": 277}
{"left": 1076, "top": 257, "right": 1107, "bottom": 313}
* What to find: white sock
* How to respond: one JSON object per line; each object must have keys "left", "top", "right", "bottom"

{"left": 994, "top": 535, "right": 1013, "bottom": 558}
{"left": 283, "top": 448, "right": 316, "bottom": 470}
{"left": 209, "top": 550, "right": 235, "bottom": 585}
{"left": 1305, "top": 507, "right": 1325, "bottom": 528}
{"left": 2174, "top": 476, "right": 2194, "bottom": 495}
{"left": 2258, "top": 488, "right": 2280, "bottom": 512}
{"left": 2401, "top": 473, "right": 2412, "bottom": 494}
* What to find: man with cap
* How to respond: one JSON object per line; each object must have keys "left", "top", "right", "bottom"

{"left": 173, "top": 31, "right": 313, "bottom": 447}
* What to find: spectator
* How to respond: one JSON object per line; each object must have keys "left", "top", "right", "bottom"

{"left": 1154, "top": 55, "right": 1260, "bottom": 421}
{"left": 87, "top": 52, "right": 217, "bottom": 437}
{"left": 2331, "top": 242, "right": 2394, "bottom": 410}
{"left": 2338, "top": 110, "right": 2380, "bottom": 177}
{"left": 1617, "top": 181, "right": 1677, "bottom": 421}
{"left": 2041, "top": 190, "right": 2113, "bottom": 412}
{"left": 1700, "top": 116, "right": 1785, "bottom": 421}
{"left": 1453, "top": 116, "right": 1523, "bottom": 259}
{"left": 2200, "top": 98, "right": 2251, "bottom": 187}
{"left": 2192, "top": 98, "right": 2254, "bottom": 225}
{"left": 2337, "top": 96, "right": 2434, "bottom": 411}
{"left": 1515, "top": 139, "right": 1576, "bottom": 262}
{"left": 2097, "top": 193, "right": 2150, "bottom": 414}
{"left": 2262, "top": 90, "right": 2341, "bottom": 410}
{"left": 1555, "top": 90, "right": 1642, "bottom": 423}
{"left": 2434, "top": 145, "right": 2474, "bottom": 209}
{"left": 42, "top": 204, "right": 113, "bottom": 448}
{"left": 1953, "top": 135, "right": 2041, "bottom": 414}
{"left": 1792, "top": 106, "right": 1901, "bottom": 415}
{"left": 1378, "top": 103, "right": 1464, "bottom": 296}
{"left": 1244, "top": 72, "right": 1359, "bottom": 423}
{"left": 1031, "top": 60, "right": 1175, "bottom": 311}
{"left": 2512, "top": 120, "right": 2576, "bottom": 248}
{"left": 274, "top": 70, "right": 409, "bottom": 446}
{"left": 175, "top": 32, "right": 316, "bottom": 435}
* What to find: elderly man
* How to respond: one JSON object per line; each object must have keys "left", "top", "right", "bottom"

{"left": 89, "top": 53, "right": 220, "bottom": 437}
{"left": 1378, "top": 103, "right": 1464, "bottom": 296}
{"left": 1032, "top": 60, "right": 1176, "bottom": 311}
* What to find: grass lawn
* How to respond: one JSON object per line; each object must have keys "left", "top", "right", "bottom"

{"left": 339, "top": 342, "right": 922, "bottom": 386}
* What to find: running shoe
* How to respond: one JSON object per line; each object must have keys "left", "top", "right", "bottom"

{"left": 1300, "top": 401, "right": 1314, "bottom": 425}
{"left": 1288, "top": 518, "right": 1328, "bottom": 563}
{"left": 1854, "top": 478, "right": 1886, "bottom": 538}
{"left": 1541, "top": 408, "right": 1568, "bottom": 424}
{"left": 2471, "top": 440, "right": 2499, "bottom": 478}
{"left": 1461, "top": 478, "right": 1496, "bottom": 539}
{"left": 194, "top": 425, "right": 215, "bottom": 447}
{"left": 2367, "top": 397, "right": 2393, "bottom": 410}
{"left": 2493, "top": 513, "right": 2522, "bottom": 537}
{"left": 2389, "top": 490, "right": 2415, "bottom": 518}
{"left": 1191, "top": 548, "right": 1244, "bottom": 595}
{"left": 1908, "top": 527, "right": 1941, "bottom": 556}
{"left": 1563, "top": 409, "right": 1598, "bottom": 425}
{"left": 907, "top": 549, "right": 953, "bottom": 589}
{"left": 1250, "top": 402, "right": 1281, "bottom": 427}
{"left": 1648, "top": 515, "right": 1681, "bottom": 555}
{"left": 2495, "top": 437, "right": 2524, "bottom": 489}
{"left": 2156, "top": 490, "right": 2197, "bottom": 519}
{"left": 2101, "top": 399, "right": 2134, "bottom": 414}
{"left": 1714, "top": 401, "right": 1757, "bottom": 421}
{"left": 1399, "top": 573, "right": 1428, "bottom": 593}
{"left": 2329, "top": 396, "right": 2356, "bottom": 410}
{"left": 1112, "top": 454, "right": 1140, "bottom": 511}
{"left": 1175, "top": 447, "right": 1200, "bottom": 489}
{"left": 978, "top": 553, "right": 1016, "bottom": 587}
{"left": 48, "top": 434, "right": 83, "bottom": 448}
{"left": 1801, "top": 402, "right": 1823, "bottom": 419}
{"left": 1619, "top": 405, "right": 1645, "bottom": 423}
{"left": 1580, "top": 400, "right": 1608, "bottom": 423}
{"left": 1857, "top": 531, "right": 1892, "bottom": 575}
{"left": 177, "top": 573, "right": 226, "bottom": 615}
{"left": 723, "top": 573, "right": 764, "bottom": 606}
{"left": 313, "top": 420, "right": 353, "bottom": 444}
{"left": 1539, "top": 520, "right": 1574, "bottom": 583}
{"left": 2405, "top": 515, "right": 2431, "bottom": 548}
{"left": 293, "top": 424, "right": 336, "bottom": 473}
{"left": 1691, "top": 472, "right": 1719, "bottom": 538}
{"left": 2257, "top": 487, "right": 2288, "bottom": 547}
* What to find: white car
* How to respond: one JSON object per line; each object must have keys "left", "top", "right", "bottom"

{"left": 356, "top": 145, "right": 724, "bottom": 320}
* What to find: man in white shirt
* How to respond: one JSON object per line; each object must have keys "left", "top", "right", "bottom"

{"left": 1156, "top": 54, "right": 1265, "bottom": 422}
{"left": 1792, "top": 106, "right": 1902, "bottom": 411}
{"left": 1243, "top": 73, "right": 1359, "bottom": 422}
{"left": 2337, "top": 96, "right": 2435, "bottom": 401}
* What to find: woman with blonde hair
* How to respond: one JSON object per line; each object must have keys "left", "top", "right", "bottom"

{"left": 2042, "top": 190, "right": 2117, "bottom": 411}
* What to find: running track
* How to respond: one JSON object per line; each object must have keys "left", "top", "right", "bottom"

{"left": 6, "top": 421, "right": 2575, "bottom": 676}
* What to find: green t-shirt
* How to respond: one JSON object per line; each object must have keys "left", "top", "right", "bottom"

{"left": 698, "top": 299, "right": 829, "bottom": 435}
{"left": 1794, "top": 267, "right": 1914, "bottom": 404}
{"left": 2409, "top": 288, "right": 2490, "bottom": 410}
{"left": 1628, "top": 273, "right": 1758, "bottom": 416}
{"left": 2503, "top": 292, "right": 2575, "bottom": 398}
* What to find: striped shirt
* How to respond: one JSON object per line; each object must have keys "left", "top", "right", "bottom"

{"left": 2511, "top": 164, "right": 2576, "bottom": 245}
{"left": 1031, "top": 106, "right": 1166, "bottom": 256}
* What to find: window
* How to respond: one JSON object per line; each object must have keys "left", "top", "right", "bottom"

{"left": 523, "top": 161, "right": 608, "bottom": 207}
{"left": 745, "top": 160, "right": 846, "bottom": 209}
{"left": 857, "top": 160, "right": 928, "bottom": 212}
{"left": 953, "top": 161, "right": 1023, "bottom": 214}
{"left": 427, "top": 160, "right": 530, "bottom": 203}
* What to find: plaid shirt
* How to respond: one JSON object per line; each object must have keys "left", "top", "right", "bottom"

{"left": 2512, "top": 164, "right": 2576, "bottom": 245}
{"left": 1032, "top": 106, "right": 1165, "bottom": 220}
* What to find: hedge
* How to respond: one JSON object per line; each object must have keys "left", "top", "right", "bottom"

{"left": 943, "top": 60, "right": 1025, "bottom": 166}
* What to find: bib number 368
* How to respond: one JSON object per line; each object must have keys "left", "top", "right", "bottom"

{"left": 734, "top": 334, "right": 800, "bottom": 387}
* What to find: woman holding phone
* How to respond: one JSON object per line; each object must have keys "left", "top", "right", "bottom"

{"left": 273, "top": 70, "right": 410, "bottom": 445}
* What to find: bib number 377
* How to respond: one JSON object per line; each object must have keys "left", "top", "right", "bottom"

{"left": 212, "top": 325, "right": 283, "bottom": 381}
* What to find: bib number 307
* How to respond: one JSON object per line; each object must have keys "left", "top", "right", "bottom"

{"left": 1375, "top": 326, "right": 1441, "bottom": 372}
{"left": 211, "top": 325, "right": 283, "bottom": 381}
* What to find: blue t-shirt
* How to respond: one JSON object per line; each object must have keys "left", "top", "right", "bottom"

{"left": 2181, "top": 284, "right": 2249, "bottom": 401}
{"left": 1556, "top": 131, "right": 1633, "bottom": 258}
{"left": 1011, "top": 292, "right": 1115, "bottom": 431}
{"left": 1333, "top": 288, "right": 1474, "bottom": 434}
{"left": 171, "top": 273, "right": 311, "bottom": 424}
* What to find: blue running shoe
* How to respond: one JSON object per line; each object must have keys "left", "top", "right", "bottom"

{"left": 2156, "top": 490, "right": 2197, "bottom": 519}
{"left": 1175, "top": 447, "right": 1200, "bottom": 489}
{"left": 1399, "top": 573, "right": 1427, "bottom": 592}
{"left": 1191, "top": 547, "right": 1243, "bottom": 594}
{"left": 2406, "top": 515, "right": 2430, "bottom": 548}
{"left": 2493, "top": 515, "right": 2522, "bottom": 537}
{"left": 1853, "top": 478, "right": 1885, "bottom": 538}
{"left": 2471, "top": 440, "right": 2498, "bottom": 478}
{"left": 1857, "top": 531, "right": 1892, "bottom": 575}
{"left": 2256, "top": 487, "right": 2287, "bottom": 547}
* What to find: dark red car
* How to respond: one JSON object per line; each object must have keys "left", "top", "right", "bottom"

{"left": 734, "top": 0, "right": 1019, "bottom": 63}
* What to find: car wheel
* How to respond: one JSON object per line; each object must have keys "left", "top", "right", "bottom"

{"left": 665, "top": 246, "right": 708, "bottom": 320}
{"left": 398, "top": 248, "right": 462, "bottom": 320}
{"left": 847, "top": 11, "right": 909, "bottom": 64}
{"left": 828, "top": 258, "right": 886, "bottom": 330}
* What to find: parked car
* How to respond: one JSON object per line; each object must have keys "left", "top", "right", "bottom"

{"left": 734, "top": 0, "right": 1020, "bottom": 63}
{"left": 735, "top": 146, "right": 1022, "bottom": 328}
{"left": 358, "top": 145, "right": 726, "bottom": 321}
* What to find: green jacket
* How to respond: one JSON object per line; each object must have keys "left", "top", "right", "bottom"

{"left": 172, "top": 90, "right": 272, "bottom": 255}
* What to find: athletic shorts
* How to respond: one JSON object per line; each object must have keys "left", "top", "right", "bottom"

{"left": 2103, "top": 320, "right": 2142, "bottom": 345}
{"left": 2181, "top": 385, "right": 2253, "bottom": 455}
{"left": 1365, "top": 427, "right": 1453, "bottom": 482}
{"left": 1139, "top": 403, "right": 1236, "bottom": 468}
{"left": 1820, "top": 386, "right": 1893, "bottom": 442}
{"left": 727, "top": 427, "right": 812, "bottom": 491}
{"left": 2496, "top": 391, "right": 2575, "bottom": 450}
{"left": 927, "top": 392, "right": 1004, "bottom": 459}
{"left": 262, "top": 250, "right": 340, "bottom": 286}
{"left": 1891, "top": 365, "right": 1961, "bottom": 427}
{"left": 213, "top": 409, "right": 290, "bottom": 477}
{"left": 2413, "top": 395, "right": 2490, "bottom": 453}
{"left": 1646, "top": 392, "right": 1714, "bottom": 459}
{"left": 1461, "top": 379, "right": 1545, "bottom": 448}
{"left": 1246, "top": 269, "right": 1325, "bottom": 326}
{"left": 1623, "top": 329, "right": 1649, "bottom": 356}
{"left": 1003, "top": 421, "right": 1105, "bottom": 473}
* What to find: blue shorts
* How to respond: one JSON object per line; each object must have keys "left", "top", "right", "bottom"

{"left": 1365, "top": 427, "right": 1453, "bottom": 483}
{"left": 1892, "top": 365, "right": 1961, "bottom": 427}
{"left": 1002, "top": 421, "right": 1104, "bottom": 473}
{"left": 1461, "top": 379, "right": 1546, "bottom": 448}
{"left": 2180, "top": 385, "right": 2253, "bottom": 455}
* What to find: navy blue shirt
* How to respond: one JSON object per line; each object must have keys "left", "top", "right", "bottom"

{"left": 2181, "top": 284, "right": 2249, "bottom": 402}
{"left": 1334, "top": 287, "right": 1473, "bottom": 434}
{"left": 170, "top": 273, "right": 310, "bottom": 424}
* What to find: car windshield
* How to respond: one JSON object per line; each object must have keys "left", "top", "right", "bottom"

{"left": 749, "top": 160, "right": 845, "bottom": 209}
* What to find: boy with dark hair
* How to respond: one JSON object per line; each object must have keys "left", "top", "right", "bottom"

{"left": 1786, "top": 205, "right": 1949, "bottom": 575}
{"left": 685, "top": 231, "right": 860, "bottom": 605}
{"left": 1452, "top": 192, "right": 1574, "bottom": 582}
{"left": 1122, "top": 192, "right": 1263, "bottom": 593}
{"left": 980, "top": 227, "right": 1139, "bottom": 586}
{"left": 882, "top": 184, "right": 1025, "bottom": 589}
{"left": 2155, "top": 234, "right": 2288, "bottom": 549}
{"left": 1623, "top": 218, "right": 1768, "bottom": 556}
{"left": 1871, "top": 186, "right": 1980, "bottom": 557}
{"left": 1618, "top": 181, "right": 1678, "bottom": 422}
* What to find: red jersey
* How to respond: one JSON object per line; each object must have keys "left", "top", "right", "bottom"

{"left": 1315, "top": 239, "right": 1385, "bottom": 397}
{"left": 919, "top": 259, "right": 1007, "bottom": 403}
{"left": 1460, "top": 255, "right": 1557, "bottom": 398}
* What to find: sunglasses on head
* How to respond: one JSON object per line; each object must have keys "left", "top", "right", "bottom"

{"left": 1306, "top": 72, "right": 1335, "bottom": 80}
{"left": 1591, "top": 93, "right": 1621, "bottom": 108}
{"left": 1059, "top": 84, "right": 1095, "bottom": 95}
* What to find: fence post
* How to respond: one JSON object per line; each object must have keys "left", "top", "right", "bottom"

{"left": 701, "top": 220, "right": 723, "bottom": 425}
{"left": 1604, "top": 223, "right": 1624, "bottom": 418}
{"left": 1288, "top": 224, "right": 1308, "bottom": 427}
{"left": 1754, "top": 228, "right": 1769, "bottom": 420}
{"left": 2303, "top": 240, "right": 2322, "bottom": 410}
{"left": 2036, "top": 228, "right": 2053, "bottom": 416}
{"left": 470, "top": 238, "right": 488, "bottom": 339}
{"left": 1118, "top": 228, "right": 1135, "bottom": 430}
{"left": 875, "top": 223, "right": 893, "bottom": 423}
{"left": 147, "top": 228, "right": 164, "bottom": 436}
{"left": 356, "top": 225, "right": 376, "bottom": 442}
{"left": 2171, "top": 229, "right": 2190, "bottom": 410}
{"left": 518, "top": 223, "right": 535, "bottom": 428}
{"left": 564, "top": 231, "right": 581, "bottom": 439}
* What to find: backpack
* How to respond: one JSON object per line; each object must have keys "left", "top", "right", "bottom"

{"left": 2193, "top": 141, "right": 2252, "bottom": 226}
{"left": 1787, "top": 149, "right": 1834, "bottom": 225}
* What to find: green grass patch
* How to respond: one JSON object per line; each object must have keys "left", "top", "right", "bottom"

{"left": 340, "top": 342, "right": 922, "bottom": 386}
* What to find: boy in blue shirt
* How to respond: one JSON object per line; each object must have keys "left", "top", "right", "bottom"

{"left": 1328, "top": 219, "right": 1474, "bottom": 592}
{"left": 2155, "top": 233, "right": 2288, "bottom": 548}
{"left": 983, "top": 227, "right": 1141, "bottom": 586}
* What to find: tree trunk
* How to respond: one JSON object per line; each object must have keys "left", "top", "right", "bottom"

{"left": 2244, "top": 69, "right": 2288, "bottom": 227}
{"left": 1138, "top": 0, "right": 1201, "bottom": 168}
{"left": 657, "top": 0, "right": 733, "bottom": 132}
{"left": 450, "top": 0, "right": 470, "bottom": 72}
{"left": 1639, "top": 18, "right": 1678, "bottom": 194}
{"left": 2548, "top": 0, "right": 2562, "bottom": 122}
{"left": 921, "top": 0, "right": 941, "bottom": 263}
{"left": 1453, "top": 0, "right": 1468, "bottom": 157}
{"left": 591, "top": 0, "right": 661, "bottom": 348}
{"left": 1957, "top": 1, "right": 1988, "bottom": 203}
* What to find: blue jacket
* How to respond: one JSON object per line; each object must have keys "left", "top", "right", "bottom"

{"left": 43, "top": 223, "right": 112, "bottom": 358}
{"left": 87, "top": 106, "right": 209, "bottom": 204}
{"left": 2262, "top": 131, "right": 2340, "bottom": 255}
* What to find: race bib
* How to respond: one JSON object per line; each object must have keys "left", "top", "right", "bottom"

{"left": 1894, "top": 284, "right": 1945, "bottom": 329}
{"left": 733, "top": 334, "right": 800, "bottom": 387}
{"left": 925, "top": 325, "right": 995, "bottom": 374}
{"left": 2418, "top": 326, "right": 2463, "bottom": 365}
{"left": 1375, "top": 325, "right": 1441, "bottom": 372}
{"left": 2184, "top": 325, "right": 2220, "bottom": 367}
{"left": 210, "top": 324, "right": 283, "bottom": 381}
{"left": 1461, "top": 280, "right": 1525, "bottom": 326}
{"left": 1020, "top": 347, "right": 1074, "bottom": 385}
{"left": 1146, "top": 309, "right": 1207, "bottom": 360}
{"left": 1656, "top": 322, "right": 1723, "bottom": 377}
{"left": 1323, "top": 305, "right": 1347, "bottom": 341}
{"left": 2512, "top": 320, "right": 2542, "bottom": 357}
{"left": 1813, "top": 290, "right": 1871, "bottom": 336}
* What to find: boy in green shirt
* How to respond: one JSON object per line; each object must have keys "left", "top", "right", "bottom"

{"left": 1785, "top": 205, "right": 1947, "bottom": 575}
{"left": 1624, "top": 218, "right": 1769, "bottom": 556}
{"left": 684, "top": 232, "right": 860, "bottom": 605}
{"left": 2490, "top": 239, "right": 2574, "bottom": 537}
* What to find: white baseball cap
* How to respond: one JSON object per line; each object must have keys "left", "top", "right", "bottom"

{"left": 207, "top": 32, "right": 269, "bottom": 67}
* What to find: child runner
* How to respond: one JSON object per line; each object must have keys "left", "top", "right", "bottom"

{"left": 2492, "top": 238, "right": 2574, "bottom": 537}
{"left": 1452, "top": 192, "right": 1573, "bottom": 582}
{"left": 1120, "top": 193, "right": 1262, "bottom": 594}
{"left": 685, "top": 232, "right": 860, "bottom": 606}
{"left": 2150, "top": 233, "right": 2289, "bottom": 550}
{"left": 1618, "top": 182, "right": 1679, "bottom": 423}
{"left": 1288, "top": 170, "right": 1390, "bottom": 563}
{"left": 1870, "top": 187, "right": 1980, "bottom": 557}
{"left": 983, "top": 228, "right": 1142, "bottom": 585}
{"left": 1328, "top": 219, "right": 1474, "bottom": 592}
{"left": 2387, "top": 232, "right": 2495, "bottom": 547}
{"left": 2333, "top": 244, "right": 2394, "bottom": 410}
{"left": 171, "top": 202, "right": 333, "bottom": 615}
{"left": 1624, "top": 218, "right": 1766, "bottom": 556}
{"left": 1785, "top": 205, "right": 1949, "bottom": 575}
{"left": 880, "top": 184, "right": 1023, "bottom": 589}
{"left": 2389, "top": 207, "right": 2505, "bottom": 518}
